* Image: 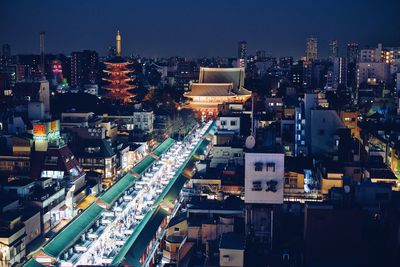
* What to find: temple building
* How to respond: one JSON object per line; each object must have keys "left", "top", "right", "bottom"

{"left": 102, "top": 31, "right": 135, "bottom": 103}
{"left": 185, "top": 67, "right": 252, "bottom": 119}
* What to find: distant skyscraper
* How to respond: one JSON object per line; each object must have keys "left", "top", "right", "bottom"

{"left": 70, "top": 50, "right": 98, "bottom": 88}
{"left": 1, "top": 44, "right": 11, "bottom": 66}
{"left": 2, "top": 44, "right": 11, "bottom": 59}
{"left": 238, "top": 41, "right": 247, "bottom": 68}
{"left": 306, "top": 37, "right": 318, "bottom": 62}
{"left": 329, "top": 40, "right": 339, "bottom": 61}
{"left": 333, "top": 57, "right": 347, "bottom": 88}
{"left": 346, "top": 43, "right": 359, "bottom": 64}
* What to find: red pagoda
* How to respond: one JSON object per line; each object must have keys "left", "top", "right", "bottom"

{"left": 103, "top": 31, "right": 135, "bottom": 103}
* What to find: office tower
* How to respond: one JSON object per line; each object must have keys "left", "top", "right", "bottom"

{"left": 306, "top": 37, "right": 318, "bottom": 62}
{"left": 70, "top": 50, "right": 99, "bottom": 88}
{"left": 329, "top": 40, "right": 339, "bottom": 61}
{"left": 102, "top": 31, "right": 135, "bottom": 103}
{"left": 333, "top": 57, "right": 347, "bottom": 88}
{"left": 238, "top": 41, "right": 247, "bottom": 68}
{"left": 346, "top": 43, "right": 359, "bottom": 64}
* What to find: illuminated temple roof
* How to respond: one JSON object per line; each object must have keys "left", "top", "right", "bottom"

{"left": 186, "top": 67, "right": 251, "bottom": 98}
{"left": 199, "top": 67, "right": 245, "bottom": 89}
{"left": 186, "top": 83, "right": 236, "bottom": 97}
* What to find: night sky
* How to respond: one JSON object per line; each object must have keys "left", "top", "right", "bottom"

{"left": 1, "top": 0, "right": 399, "bottom": 58}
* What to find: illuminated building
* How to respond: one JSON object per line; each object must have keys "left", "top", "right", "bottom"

{"left": 70, "top": 50, "right": 98, "bottom": 88}
{"left": 306, "top": 37, "right": 318, "bottom": 62}
{"left": 51, "top": 59, "right": 63, "bottom": 86}
{"left": 237, "top": 41, "right": 247, "bottom": 68}
{"left": 340, "top": 110, "right": 359, "bottom": 139}
{"left": 102, "top": 31, "right": 135, "bottom": 103}
{"left": 328, "top": 39, "right": 339, "bottom": 62}
{"left": 70, "top": 50, "right": 98, "bottom": 87}
{"left": 333, "top": 57, "right": 347, "bottom": 88}
{"left": 347, "top": 42, "right": 359, "bottom": 64}
{"left": 32, "top": 120, "right": 62, "bottom": 151}
{"left": 185, "top": 67, "right": 251, "bottom": 119}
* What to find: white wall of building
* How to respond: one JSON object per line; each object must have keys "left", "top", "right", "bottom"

{"left": 210, "top": 146, "right": 243, "bottom": 168}
{"left": 217, "top": 116, "right": 240, "bottom": 133}
{"left": 244, "top": 152, "right": 284, "bottom": 204}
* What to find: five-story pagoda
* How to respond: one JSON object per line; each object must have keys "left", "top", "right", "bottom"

{"left": 103, "top": 31, "right": 135, "bottom": 103}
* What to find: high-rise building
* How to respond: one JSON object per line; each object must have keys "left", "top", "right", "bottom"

{"left": 346, "top": 43, "right": 359, "bottom": 89}
{"left": 346, "top": 43, "right": 359, "bottom": 64}
{"left": 70, "top": 50, "right": 98, "bottom": 88}
{"left": 306, "top": 37, "right": 318, "bottom": 62}
{"left": 102, "top": 31, "right": 135, "bottom": 103}
{"left": 333, "top": 57, "right": 347, "bottom": 88}
{"left": 329, "top": 40, "right": 339, "bottom": 61}
{"left": 238, "top": 41, "right": 247, "bottom": 68}
{"left": 238, "top": 41, "right": 247, "bottom": 59}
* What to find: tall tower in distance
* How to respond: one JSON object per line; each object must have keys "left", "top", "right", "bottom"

{"left": 238, "top": 41, "right": 247, "bottom": 68}
{"left": 40, "top": 31, "right": 45, "bottom": 77}
{"left": 329, "top": 40, "right": 339, "bottom": 61}
{"left": 306, "top": 37, "right": 318, "bottom": 62}
{"left": 102, "top": 31, "right": 135, "bottom": 104}
{"left": 116, "top": 30, "right": 121, "bottom": 56}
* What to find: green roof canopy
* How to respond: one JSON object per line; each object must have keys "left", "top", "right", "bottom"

{"left": 42, "top": 203, "right": 104, "bottom": 258}
{"left": 152, "top": 138, "right": 175, "bottom": 157}
{"left": 112, "top": 207, "right": 168, "bottom": 266}
{"left": 131, "top": 155, "right": 156, "bottom": 175}
{"left": 100, "top": 173, "right": 135, "bottom": 205}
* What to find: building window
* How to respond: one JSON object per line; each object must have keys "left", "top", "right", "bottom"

{"left": 174, "top": 227, "right": 180, "bottom": 232}
{"left": 254, "top": 162, "right": 263, "bottom": 172}
{"left": 221, "top": 120, "right": 226, "bottom": 126}
{"left": 230, "top": 120, "right": 237, "bottom": 126}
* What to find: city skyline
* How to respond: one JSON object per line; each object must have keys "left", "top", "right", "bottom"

{"left": 1, "top": 0, "right": 399, "bottom": 58}
{"left": 1, "top": 2, "right": 400, "bottom": 267}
